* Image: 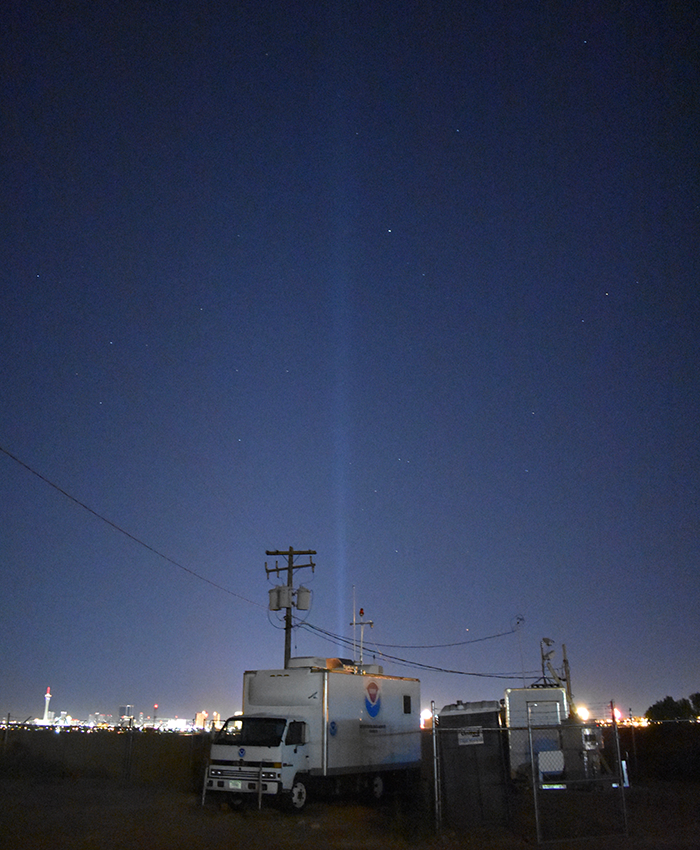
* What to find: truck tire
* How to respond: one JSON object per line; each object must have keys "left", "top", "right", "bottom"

{"left": 287, "top": 777, "right": 308, "bottom": 811}
{"left": 369, "top": 774, "right": 385, "bottom": 801}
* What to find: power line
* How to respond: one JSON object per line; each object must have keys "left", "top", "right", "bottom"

{"left": 366, "top": 628, "right": 518, "bottom": 650}
{"left": 297, "top": 620, "right": 537, "bottom": 681}
{"left": 1, "top": 442, "right": 538, "bottom": 681}
{"left": 0, "top": 444, "right": 263, "bottom": 609}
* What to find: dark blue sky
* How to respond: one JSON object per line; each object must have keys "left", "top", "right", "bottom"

{"left": 2, "top": 1, "right": 698, "bottom": 722}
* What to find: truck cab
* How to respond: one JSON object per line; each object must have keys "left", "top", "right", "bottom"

{"left": 205, "top": 715, "right": 308, "bottom": 806}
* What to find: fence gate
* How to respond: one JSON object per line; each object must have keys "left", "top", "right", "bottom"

{"left": 527, "top": 706, "right": 628, "bottom": 844}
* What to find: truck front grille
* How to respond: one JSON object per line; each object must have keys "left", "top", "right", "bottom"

{"left": 211, "top": 768, "right": 256, "bottom": 780}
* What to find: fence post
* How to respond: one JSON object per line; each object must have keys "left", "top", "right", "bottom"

{"left": 431, "top": 701, "right": 441, "bottom": 832}
{"left": 610, "top": 701, "right": 629, "bottom": 837}
{"left": 122, "top": 718, "right": 134, "bottom": 782}
{"left": 527, "top": 704, "right": 542, "bottom": 844}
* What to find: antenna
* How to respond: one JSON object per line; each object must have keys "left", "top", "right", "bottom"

{"left": 540, "top": 637, "right": 555, "bottom": 680}
{"left": 351, "top": 586, "right": 357, "bottom": 663}
{"left": 350, "top": 602, "right": 373, "bottom": 667}
{"left": 538, "top": 638, "right": 576, "bottom": 715}
{"left": 513, "top": 615, "right": 526, "bottom": 686}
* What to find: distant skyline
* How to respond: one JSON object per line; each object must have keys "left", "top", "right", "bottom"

{"left": 2, "top": 0, "right": 698, "bottom": 723}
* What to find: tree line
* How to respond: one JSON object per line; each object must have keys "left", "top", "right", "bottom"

{"left": 645, "top": 693, "right": 700, "bottom": 722}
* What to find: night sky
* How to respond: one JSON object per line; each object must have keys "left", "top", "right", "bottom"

{"left": 2, "top": 1, "right": 698, "bottom": 724}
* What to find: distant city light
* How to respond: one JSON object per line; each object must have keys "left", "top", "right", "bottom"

{"left": 577, "top": 705, "right": 590, "bottom": 721}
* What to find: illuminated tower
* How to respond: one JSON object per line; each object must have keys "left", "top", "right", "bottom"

{"left": 43, "top": 687, "right": 51, "bottom": 723}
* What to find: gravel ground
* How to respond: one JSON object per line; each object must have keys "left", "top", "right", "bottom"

{"left": 0, "top": 776, "right": 698, "bottom": 850}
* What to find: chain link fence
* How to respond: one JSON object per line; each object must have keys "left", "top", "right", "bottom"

{"left": 432, "top": 699, "right": 629, "bottom": 844}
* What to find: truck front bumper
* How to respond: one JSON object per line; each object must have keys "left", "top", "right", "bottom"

{"left": 206, "top": 769, "right": 282, "bottom": 795}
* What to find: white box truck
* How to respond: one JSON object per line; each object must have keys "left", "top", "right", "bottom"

{"left": 202, "top": 657, "right": 421, "bottom": 809}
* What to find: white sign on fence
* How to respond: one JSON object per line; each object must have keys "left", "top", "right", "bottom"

{"left": 457, "top": 725, "right": 484, "bottom": 746}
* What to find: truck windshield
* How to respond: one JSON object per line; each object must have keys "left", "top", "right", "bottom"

{"left": 216, "top": 717, "right": 287, "bottom": 747}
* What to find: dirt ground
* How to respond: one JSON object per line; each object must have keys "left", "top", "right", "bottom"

{"left": 0, "top": 776, "right": 698, "bottom": 850}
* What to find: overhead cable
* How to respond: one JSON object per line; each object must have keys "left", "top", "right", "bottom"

{"left": 363, "top": 627, "right": 518, "bottom": 649}
{"left": 297, "top": 620, "right": 536, "bottom": 680}
{"left": 2, "top": 442, "right": 535, "bottom": 680}
{"left": 0, "top": 444, "right": 264, "bottom": 608}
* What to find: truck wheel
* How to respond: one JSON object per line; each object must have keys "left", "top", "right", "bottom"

{"left": 369, "top": 774, "right": 385, "bottom": 801}
{"left": 287, "top": 777, "right": 308, "bottom": 811}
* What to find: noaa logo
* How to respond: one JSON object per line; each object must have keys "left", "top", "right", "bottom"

{"left": 329, "top": 721, "right": 337, "bottom": 736}
{"left": 238, "top": 747, "right": 246, "bottom": 758}
{"left": 365, "top": 681, "right": 381, "bottom": 718}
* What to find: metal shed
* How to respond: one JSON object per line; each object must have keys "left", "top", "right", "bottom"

{"left": 437, "top": 699, "right": 509, "bottom": 830}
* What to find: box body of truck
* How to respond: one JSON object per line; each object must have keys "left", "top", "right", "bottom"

{"left": 203, "top": 657, "right": 421, "bottom": 807}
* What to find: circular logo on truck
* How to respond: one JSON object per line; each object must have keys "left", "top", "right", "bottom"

{"left": 238, "top": 747, "right": 246, "bottom": 758}
{"left": 365, "top": 681, "right": 381, "bottom": 718}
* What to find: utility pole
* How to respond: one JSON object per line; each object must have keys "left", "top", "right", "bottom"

{"left": 265, "top": 547, "right": 316, "bottom": 668}
{"left": 562, "top": 644, "right": 573, "bottom": 709}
